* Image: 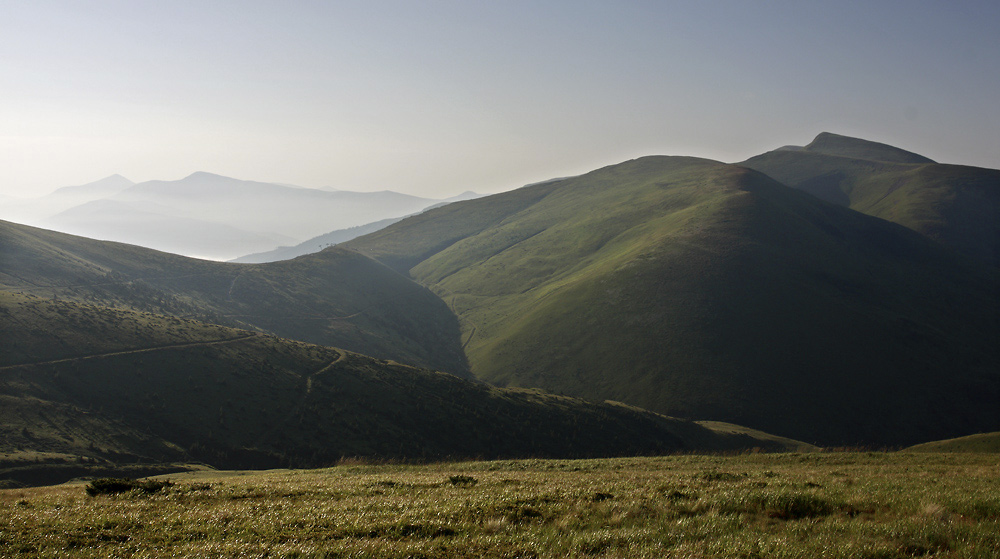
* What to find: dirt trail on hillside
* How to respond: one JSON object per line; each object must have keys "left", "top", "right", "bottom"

{"left": 306, "top": 350, "right": 346, "bottom": 394}
{"left": 0, "top": 334, "right": 258, "bottom": 371}
{"left": 254, "top": 351, "right": 345, "bottom": 447}
{"left": 0, "top": 272, "right": 226, "bottom": 293}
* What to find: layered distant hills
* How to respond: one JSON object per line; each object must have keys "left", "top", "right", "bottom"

{"left": 1, "top": 132, "right": 998, "bottom": 477}
{"left": 1, "top": 173, "right": 467, "bottom": 261}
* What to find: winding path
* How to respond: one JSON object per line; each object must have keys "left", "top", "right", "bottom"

{"left": 0, "top": 333, "right": 258, "bottom": 371}
{"left": 252, "top": 350, "right": 346, "bottom": 447}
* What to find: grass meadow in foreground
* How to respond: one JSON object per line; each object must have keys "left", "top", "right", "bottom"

{"left": 1, "top": 453, "right": 998, "bottom": 558}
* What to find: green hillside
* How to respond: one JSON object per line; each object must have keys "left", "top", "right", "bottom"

{"left": 0, "top": 291, "right": 809, "bottom": 486}
{"left": 905, "top": 432, "right": 1000, "bottom": 453}
{"left": 0, "top": 220, "right": 467, "bottom": 375}
{"left": 740, "top": 132, "right": 1000, "bottom": 267}
{"left": 346, "top": 156, "right": 1000, "bottom": 446}
{"left": 347, "top": 178, "right": 565, "bottom": 275}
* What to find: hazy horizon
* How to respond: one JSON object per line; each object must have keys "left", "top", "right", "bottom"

{"left": 3, "top": 1, "right": 999, "bottom": 199}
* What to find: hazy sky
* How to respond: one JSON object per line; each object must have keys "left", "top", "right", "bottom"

{"left": 3, "top": 1, "right": 998, "bottom": 198}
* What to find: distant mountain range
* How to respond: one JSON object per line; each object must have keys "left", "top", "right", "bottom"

{"left": 1, "top": 132, "right": 997, "bottom": 480}
{"left": 49, "top": 173, "right": 136, "bottom": 200}
{"left": 47, "top": 199, "right": 299, "bottom": 261}
{"left": 1, "top": 173, "right": 477, "bottom": 261}
{"left": 1, "top": 174, "right": 136, "bottom": 224}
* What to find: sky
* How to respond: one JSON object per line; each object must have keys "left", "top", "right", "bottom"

{"left": 2, "top": 0, "right": 999, "bottom": 199}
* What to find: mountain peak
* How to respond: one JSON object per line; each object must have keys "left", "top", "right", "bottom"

{"left": 183, "top": 171, "right": 230, "bottom": 180}
{"left": 50, "top": 174, "right": 135, "bottom": 197}
{"left": 805, "top": 132, "right": 935, "bottom": 164}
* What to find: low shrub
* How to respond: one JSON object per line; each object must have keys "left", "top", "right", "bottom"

{"left": 448, "top": 475, "right": 478, "bottom": 486}
{"left": 712, "top": 491, "right": 835, "bottom": 520}
{"left": 85, "top": 478, "right": 173, "bottom": 496}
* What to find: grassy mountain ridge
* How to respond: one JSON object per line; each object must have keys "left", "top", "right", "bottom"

{"left": 346, "top": 178, "right": 566, "bottom": 274}
{"left": 0, "top": 219, "right": 467, "bottom": 375}
{"left": 740, "top": 133, "right": 1000, "bottom": 266}
{"left": 0, "top": 291, "right": 810, "bottom": 485}
{"left": 230, "top": 192, "right": 485, "bottom": 264}
{"left": 346, "top": 156, "right": 1000, "bottom": 446}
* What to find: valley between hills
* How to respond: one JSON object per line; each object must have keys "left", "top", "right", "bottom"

{"left": 1, "top": 133, "right": 998, "bottom": 488}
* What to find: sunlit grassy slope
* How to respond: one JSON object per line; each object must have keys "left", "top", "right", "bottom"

{"left": 346, "top": 156, "right": 1000, "bottom": 446}
{"left": 3, "top": 453, "right": 999, "bottom": 558}
{"left": 741, "top": 132, "right": 1000, "bottom": 267}
{"left": 346, "top": 178, "right": 565, "bottom": 275}
{"left": 0, "top": 220, "right": 467, "bottom": 374}
{"left": 0, "top": 291, "right": 810, "bottom": 486}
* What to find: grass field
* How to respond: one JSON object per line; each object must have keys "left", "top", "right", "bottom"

{"left": 2, "top": 453, "right": 998, "bottom": 558}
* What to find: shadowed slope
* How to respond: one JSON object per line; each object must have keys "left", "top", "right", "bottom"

{"left": 0, "top": 220, "right": 467, "bottom": 375}
{"left": 906, "top": 432, "right": 1000, "bottom": 453}
{"left": 0, "top": 292, "right": 809, "bottom": 485}
{"left": 741, "top": 133, "right": 1000, "bottom": 267}
{"left": 347, "top": 156, "right": 1000, "bottom": 446}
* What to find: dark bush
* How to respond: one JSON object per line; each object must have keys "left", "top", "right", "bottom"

{"left": 85, "top": 477, "right": 173, "bottom": 496}
{"left": 448, "top": 475, "right": 478, "bottom": 486}
{"left": 764, "top": 493, "right": 834, "bottom": 519}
